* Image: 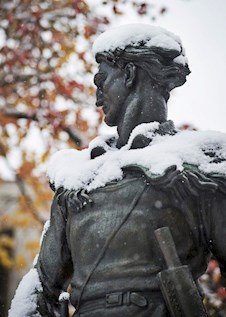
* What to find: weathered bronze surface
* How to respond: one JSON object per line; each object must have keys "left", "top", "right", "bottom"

{"left": 26, "top": 27, "right": 226, "bottom": 317}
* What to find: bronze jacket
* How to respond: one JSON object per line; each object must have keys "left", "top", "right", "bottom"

{"left": 36, "top": 161, "right": 226, "bottom": 316}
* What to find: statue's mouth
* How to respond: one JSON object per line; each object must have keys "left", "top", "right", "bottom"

{"left": 103, "top": 105, "right": 108, "bottom": 114}
{"left": 96, "top": 98, "right": 108, "bottom": 114}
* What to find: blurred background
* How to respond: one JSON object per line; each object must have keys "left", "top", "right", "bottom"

{"left": 0, "top": 0, "right": 226, "bottom": 316}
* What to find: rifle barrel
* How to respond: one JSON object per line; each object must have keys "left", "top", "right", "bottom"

{"left": 154, "top": 227, "right": 181, "bottom": 268}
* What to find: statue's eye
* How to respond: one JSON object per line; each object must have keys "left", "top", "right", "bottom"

{"left": 94, "top": 73, "right": 107, "bottom": 87}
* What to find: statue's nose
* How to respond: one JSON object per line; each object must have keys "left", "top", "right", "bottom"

{"left": 96, "top": 89, "right": 103, "bottom": 107}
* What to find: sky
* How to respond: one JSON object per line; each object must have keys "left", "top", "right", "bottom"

{"left": 102, "top": 0, "right": 226, "bottom": 133}
{"left": 156, "top": 0, "right": 226, "bottom": 133}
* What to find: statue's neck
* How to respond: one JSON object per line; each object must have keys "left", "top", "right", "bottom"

{"left": 116, "top": 85, "right": 167, "bottom": 148}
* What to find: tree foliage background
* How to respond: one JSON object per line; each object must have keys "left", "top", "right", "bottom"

{"left": 0, "top": 0, "right": 226, "bottom": 315}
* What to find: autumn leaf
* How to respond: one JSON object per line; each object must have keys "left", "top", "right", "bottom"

{"left": 14, "top": 255, "right": 27, "bottom": 270}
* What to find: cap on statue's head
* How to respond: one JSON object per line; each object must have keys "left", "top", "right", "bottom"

{"left": 93, "top": 24, "right": 190, "bottom": 93}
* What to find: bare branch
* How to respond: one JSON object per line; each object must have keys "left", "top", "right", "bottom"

{"left": 15, "top": 174, "right": 45, "bottom": 226}
{"left": 0, "top": 144, "right": 44, "bottom": 226}
{"left": 3, "top": 110, "right": 38, "bottom": 121}
{"left": 63, "top": 127, "right": 82, "bottom": 146}
{"left": 2, "top": 110, "right": 83, "bottom": 147}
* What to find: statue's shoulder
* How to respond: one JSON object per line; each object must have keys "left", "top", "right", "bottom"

{"left": 127, "top": 129, "right": 226, "bottom": 195}
{"left": 47, "top": 148, "right": 90, "bottom": 191}
{"left": 148, "top": 129, "right": 226, "bottom": 176}
{"left": 46, "top": 134, "right": 117, "bottom": 192}
{"left": 181, "top": 129, "right": 226, "bottom": 173}
{"left": 45, "top": 129, "right": 226, "bottom": 195}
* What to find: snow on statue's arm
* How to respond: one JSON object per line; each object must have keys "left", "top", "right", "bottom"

{"left": 9, "top": 190, "right": 73, "bottom": 317}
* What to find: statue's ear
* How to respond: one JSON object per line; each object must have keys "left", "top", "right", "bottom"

{"left": 125, "top": 63, "right": 136, "bottom": 88}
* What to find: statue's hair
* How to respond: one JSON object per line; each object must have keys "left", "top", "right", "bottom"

{"left": 96, "top": 45, "right": 190, "bottom": 101}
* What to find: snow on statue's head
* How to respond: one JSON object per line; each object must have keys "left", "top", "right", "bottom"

{"left": 93, "top": 24, "right": 190, "bottom": 100}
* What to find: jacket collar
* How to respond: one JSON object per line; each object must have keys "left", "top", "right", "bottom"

{"left": 90, "top": 120, "right": 176, "bottom": 159}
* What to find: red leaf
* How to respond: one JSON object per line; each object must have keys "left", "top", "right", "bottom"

{"left": 138, "top": 3, "right": 147, "bottom": 15}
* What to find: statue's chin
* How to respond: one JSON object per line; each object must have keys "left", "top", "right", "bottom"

{"left": 104, "top": 111, "right": 119, "bottom": 127}
{"left": 104, "top": 117, "right": 115, "bottom": 127}
{"left": 104, "top": 114, "right": 112, "bottom": 126}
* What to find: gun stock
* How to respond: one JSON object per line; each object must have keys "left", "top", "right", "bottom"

{"left": 155, "top": 227, "right": 208, "bottom": 317}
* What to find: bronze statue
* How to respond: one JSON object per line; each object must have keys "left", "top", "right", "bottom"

{"left": 9, "top": 24, "right": 226, "bottom": 317}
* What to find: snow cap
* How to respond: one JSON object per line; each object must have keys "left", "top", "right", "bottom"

{"left": 93, "top": 24, "right": 188, "bottom": 65}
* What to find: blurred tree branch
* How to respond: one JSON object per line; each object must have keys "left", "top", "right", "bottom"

{"left": 1, "top": 110, "right": 82, "bottom": 146}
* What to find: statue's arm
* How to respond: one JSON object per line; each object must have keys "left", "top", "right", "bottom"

{"left": 36, "top": 192, "right": 73, "bottom": 316}
{"left": 206, "top": 191, "right": 226, "bottom": 281}
{"left": 9, "top": 191, "right": 73, "bottom": 317}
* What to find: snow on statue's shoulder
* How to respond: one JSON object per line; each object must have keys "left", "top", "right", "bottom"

{"left": 46, "top": 123, "right": 226, "bottom": 193}
{"left": 92, "top": 24, "right": 188, "bottom": 65}
{"left": 47, "top": 148, "right": 90, "bottom": 190}
{"left": 140, "top": 130, "right": 226, "bottom": 176}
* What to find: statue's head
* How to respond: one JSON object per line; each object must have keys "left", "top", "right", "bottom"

{"left": 93, "top": 24, "right": 190, "bottom": 127}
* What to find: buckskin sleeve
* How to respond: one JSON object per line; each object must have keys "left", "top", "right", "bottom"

{"left": 204, "top": 189, "right": 226, "bottom": 281}
{"left": 35, "top": 191, "right": 73, "bottom": 316}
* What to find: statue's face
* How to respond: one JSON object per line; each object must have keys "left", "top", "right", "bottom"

{"left": 94, "top": 61, "right": 129, "bottom": 127}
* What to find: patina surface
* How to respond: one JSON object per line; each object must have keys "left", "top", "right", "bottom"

{"left": 14, "top": 26, "right": 226, "bottom": 317}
